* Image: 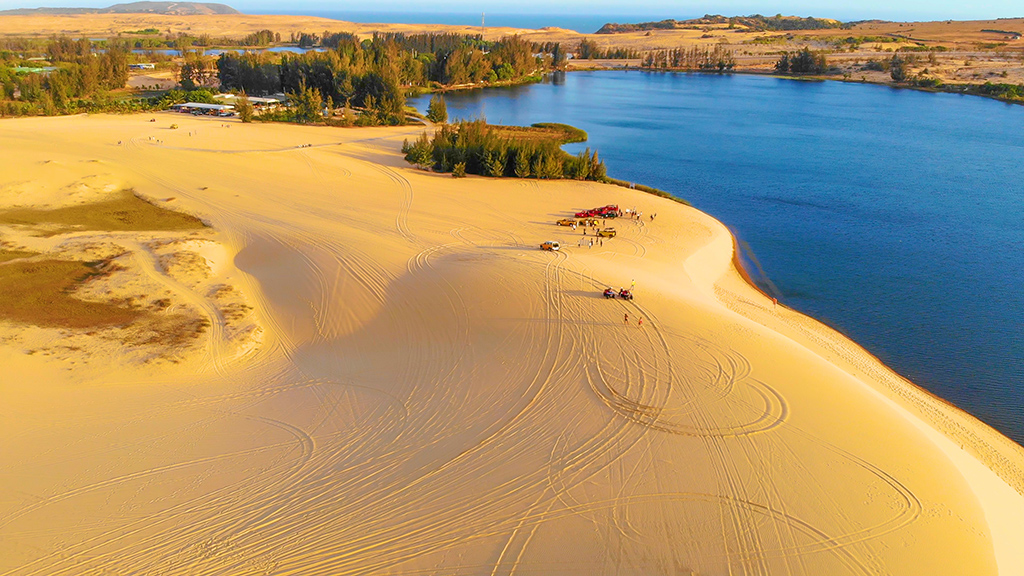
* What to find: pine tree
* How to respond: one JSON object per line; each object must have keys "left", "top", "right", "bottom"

{"left": 235, "top": 92, "right": 254, "bottom": 122}
{"left": 485, "top": 148, "right": 506, "bottom": 177}
{"left": 426, "top": 94, "right": 448, "bottom": 123}
{"left": 514, "top": 149, "right": 531, "bottom": 178}
{"left": 890, "top": 54, "right": 908, "bottom": 82}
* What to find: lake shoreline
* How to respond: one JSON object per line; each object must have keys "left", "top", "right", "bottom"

{"left": 561, "top": 64, "right": 1024, "bottom": 107}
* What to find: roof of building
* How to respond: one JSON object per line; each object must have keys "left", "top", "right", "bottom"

{"left": 170, "top": 102, "right": 235, "bottom": 110}
{"left": 214, "top": 94, "right": 285, "bottom": 104}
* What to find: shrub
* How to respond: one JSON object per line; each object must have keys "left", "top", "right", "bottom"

{"left": 426, "top": 94, "right": 448, "bottom": 123}
{"left": 235, "top": 92, "right": 254, "bottom": 122}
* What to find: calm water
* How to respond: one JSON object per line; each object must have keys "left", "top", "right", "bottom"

{"left": 411, "top": 72, "right": 1024, "bottom": 445}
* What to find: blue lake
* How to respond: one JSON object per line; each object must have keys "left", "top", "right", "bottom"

{"left": 411, "top": 72, "right": 1024, "bottom": 445}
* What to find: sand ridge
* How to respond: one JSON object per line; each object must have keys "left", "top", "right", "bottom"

{"left": 1, "top": 113, "right": 1022, "bottom": 575}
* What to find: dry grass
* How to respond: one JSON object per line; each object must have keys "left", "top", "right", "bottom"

{"left": 489, "top": 123, "right": 588, "bottom": 144}
{"left": 0, "top": 258, "right": 141, "bottom": 328}
{"left": 127, "top": 314, "right": 208, "bottom": 348}
{"left": 0, "top": 190, "right": 206, "bottom": 236}
{"left": 0, "top": 249, "right": 38, "bottom": 263}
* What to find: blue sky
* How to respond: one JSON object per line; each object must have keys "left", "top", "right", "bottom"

{"left": 1, "top": 0, "right": 1021, "bottom": 21}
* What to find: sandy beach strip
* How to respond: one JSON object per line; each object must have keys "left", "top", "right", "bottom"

{"left": 1, "top": 113, "right": 1022, "bottom": 575}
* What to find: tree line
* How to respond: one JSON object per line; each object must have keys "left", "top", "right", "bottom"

{"left": 1, "top": 36, "right": 129, "bottom": 116}
{"left": 402, "top": 119, "right": 607, "bottom": 181}
{"left": 578, "top": 39, "right": 640, "bottom": 59}
{"left": 642, "top": 45, "right": 735, "bottom": 71}
{"left": 774, "top": 48, "right": 829, "bottom": 74}
{"left": 214, "top": 34, "right": 557, "bottom": 125}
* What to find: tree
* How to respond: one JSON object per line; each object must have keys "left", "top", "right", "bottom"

{"left": 404, "top": 132, "right": 434, "bottom": 168}
{"left": 775, "top": 53, "right": 790, "bottom": 73}
{"left": 426, "top": 94, "right": 448, "bottom": 123}
{"left": 341, "top": 99, "right": 356, "bottom": 126}
{"left": 589, "top": 150, "right": 605, "bottom": 180}
{"left": 452, "top": 162, "right": 467, "bottom": 178}
{"left": 291, "top": 79, "right": 323, "bottom": 123}
{"left": 513, "top": 149, "right": 531, "bottom": 178}
{"left": 890, "top": 54, "right": 908, "bottom": 82}
{"left": 484, "top": 148, "right": 506, "bottom": 177}
{"left": 780, "top": 48, "right": 828, "bottom": 75}
{"left": 178, "top": 55, "right": 214, "bottom": 90}
{"left": 235, "top": 92, "right": 254, "bottom": 122}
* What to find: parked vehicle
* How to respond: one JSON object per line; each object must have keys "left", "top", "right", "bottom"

{"left": 597, "top": 228, "right": 617, "bottom": 238}
{"left": 576, "top": 204, "right": 620, "bottom": 218}
{"left": 618, "top": 288, "right": 634, "bottom": 300}
{"left": 540, "top": 241, "right": 560, "bottom": 251}
{"left": 557, "top": 218, "right": 577, "bottom": 226}
{"left": 603, "top": 288, "right": 616, "bottom": 299}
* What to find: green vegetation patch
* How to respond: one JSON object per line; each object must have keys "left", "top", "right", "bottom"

{"left": 486, "top": 123, "right": 589, "bottom": 145}
{"left": 404, "top": 119, "right": 606, "bottom": 180}
{"left": 0, "top": 191, "right": 206, "bottom": 236}
{"left": 528, "top": 123, "right": 588, "bottom": 143}
{"left": 0, "top": 259, "right": 141, "bottom": 328}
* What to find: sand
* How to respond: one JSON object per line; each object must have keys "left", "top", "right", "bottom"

{"left": 1, "top": 113, "right": 1023, "bottom": 575}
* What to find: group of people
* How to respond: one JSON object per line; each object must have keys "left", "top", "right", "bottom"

{"left": 622, "top": 208, "right": 656, "bottom": 225}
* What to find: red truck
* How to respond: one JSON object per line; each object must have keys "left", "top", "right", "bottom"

{"left": 574, "top": 204, "right": 620, "bottom": 218}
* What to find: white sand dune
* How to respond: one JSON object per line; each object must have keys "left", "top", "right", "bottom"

{"left": 1, "top": 114, "right": 1023, "bottom": 576}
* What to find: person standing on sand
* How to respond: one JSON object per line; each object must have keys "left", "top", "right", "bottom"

{"left": 638, "top": 318, "right": 643, "bottom": 328}
{"left": 624, "top": 313, "right": 629, "bottom": 324}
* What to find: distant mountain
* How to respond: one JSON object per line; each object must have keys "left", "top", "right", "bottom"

{"left": 597, "top": 14, "right": 844, "bottom": 34}
{"left": 0, "top": 2, "right": 240, "bottom": 15}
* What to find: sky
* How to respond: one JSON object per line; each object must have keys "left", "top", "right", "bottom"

{"left": 0, "top": 0, "right": 1021, "bottom": 22}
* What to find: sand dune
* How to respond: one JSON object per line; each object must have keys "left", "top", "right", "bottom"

{"left": 1, "top": 114, "right": 1022, "bottom": 575}
{"left": 0, "top": 13, "right": 557, "bottom": 42}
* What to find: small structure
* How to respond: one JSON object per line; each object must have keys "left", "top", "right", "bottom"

{"left": 214, "top": 93, "right": 286, "bottom": 111}
{"left": 169, "top": 102, "right": 235, "bottom": 116}
{"left": 129, "top": 63, "right": 156, "bottom": 70}
{"left": 12, "top": 66, "right": 57, "bottom": 75}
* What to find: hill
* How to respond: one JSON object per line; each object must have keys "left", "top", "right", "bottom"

{"left": 597, "top": 14, "right": 844, "bottom": 34}
{"left": 0, "top": 2, "right": 239, "bottom": 15}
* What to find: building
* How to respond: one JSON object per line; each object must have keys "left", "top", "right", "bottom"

{"left": 213, "top": 93, "right": 286, "bottom": 112}
{"left": 129, "top": 63, "right": 156, "bottom": 70}
{"left": 169, "top": 103, "right": 236, "bottom": 116}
